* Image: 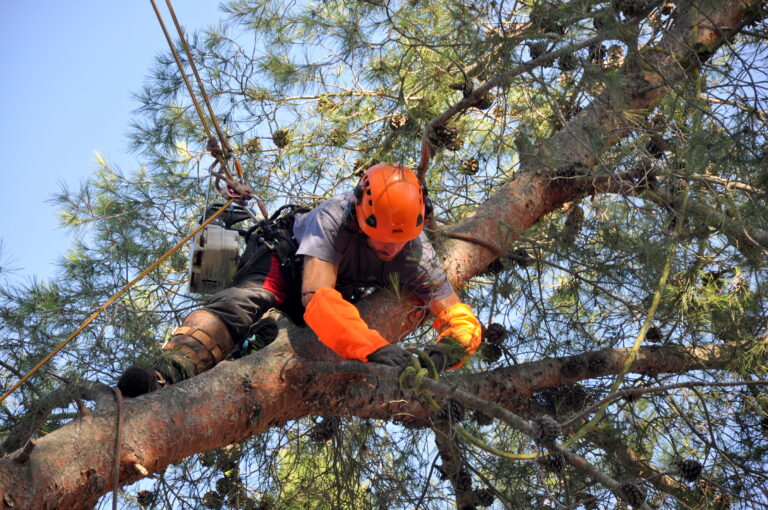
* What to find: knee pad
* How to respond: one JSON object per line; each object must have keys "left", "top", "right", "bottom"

{"left": 163, "top": 309, "right": 234, "bottom": 373}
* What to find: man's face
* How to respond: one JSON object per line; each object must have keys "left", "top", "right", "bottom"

{"left": 366, "top": 237, "right": 407, "bottom": 261}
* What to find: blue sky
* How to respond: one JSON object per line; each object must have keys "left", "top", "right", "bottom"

{"left": 0, "top": 1, "right": 225, "bottom": 284}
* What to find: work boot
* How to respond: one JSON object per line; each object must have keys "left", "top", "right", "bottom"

{"left": 117, "top": 366, "right": 160, "bottom": 397}
{"left": 117, "top": 359, "right": 186, "bottom": 398}
{"left": 118, "top": 310, "right": 234, "bottom": 397}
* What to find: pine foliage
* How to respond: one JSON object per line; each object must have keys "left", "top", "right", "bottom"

{"left": 1, "top": 0, "right": 768, "bottom": 508}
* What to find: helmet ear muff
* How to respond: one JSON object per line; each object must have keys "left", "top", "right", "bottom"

{"left": 343, "top": 183, "right": 364, "bottom": 232}
{"left": 422, "top": 185, "right": 433, "bottom": 222}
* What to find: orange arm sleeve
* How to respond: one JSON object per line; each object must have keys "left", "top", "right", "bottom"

{"left": 304, "top": 288, "right": 390, "bottom": 362}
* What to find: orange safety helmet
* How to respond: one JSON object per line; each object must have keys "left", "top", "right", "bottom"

{"left": 354, "top": 163, "right": 425, "bottom": 243}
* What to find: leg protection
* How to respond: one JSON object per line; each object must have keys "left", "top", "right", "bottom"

{"left": 163, "top": 309, "right": 235, "bottom": 375}
{"left": 118, "top": 286, "right": 275, "bottom": 398}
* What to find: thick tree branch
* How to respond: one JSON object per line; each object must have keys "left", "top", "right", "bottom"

{"left": 587, "top": 172, "right": 768, "bottom": 256}
{"left": 0, "top": 301, "right": 745, "bottom": 509}
{"left": 0, "top": 380, "right": 113, "bottom": 457}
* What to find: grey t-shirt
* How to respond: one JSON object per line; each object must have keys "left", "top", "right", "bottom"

{"left": 293, "top": 193, "right": 453, "bottom": 304}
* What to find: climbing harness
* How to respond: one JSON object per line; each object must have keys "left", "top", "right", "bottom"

{"left": 241, "top": 205, "right": 310, "bottom": 278}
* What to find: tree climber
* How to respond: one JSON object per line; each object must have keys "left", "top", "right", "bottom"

{"left": 118, "top": 163, "right": 482, "bottom": 397}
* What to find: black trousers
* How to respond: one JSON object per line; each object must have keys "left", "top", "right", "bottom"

{"left": 202, "top": 249, "right": 303, "bottom": 343}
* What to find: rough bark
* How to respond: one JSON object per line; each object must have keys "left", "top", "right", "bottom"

{"left": 0, "top": 0, "right": 761, "bottom": 507}
{"left": 0, "top": 306, "right": 742, "bottom": 509}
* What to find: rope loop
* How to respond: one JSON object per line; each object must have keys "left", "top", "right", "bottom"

{"left": 414, "top": 349, "right": 439, "bottom": 380}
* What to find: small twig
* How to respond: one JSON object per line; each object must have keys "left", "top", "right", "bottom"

{"left": 0, "top": 380, "right": 113, "bottom": 457}
{"left": 74, "top": 397, "right": 91, "bottom": 417}
{"left": 562, "top": 380, "right": 768, "bottom": 428}
{"left": 131, "top": 462, "right": 149, "bottom": 476}
{"left": 12, "top": 438, "right": 36, "bottom": 464}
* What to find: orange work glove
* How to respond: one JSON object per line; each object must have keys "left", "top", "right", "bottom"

{"left": 432, "top": 303, "right": 482, "bottom": 369}
{"left": 304, "top": 288, "right": 390, "bottom": 362}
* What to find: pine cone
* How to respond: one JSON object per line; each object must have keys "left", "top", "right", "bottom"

{"left": 243, "top": 137, "right": 261, "bottom": 154}
{"left": 215, "top": 444, "right": 242, "bottom": 472}
{"left": 612, "top": 0, "right": 652, "bottom": 18}
{"left": 588, "top": 44, "right": 607, "bottom": 64}
{"left": 200, "top": 450, "right": 217, "bottom": 468}
{"left": 388, "top": 113, "right": 411, "bottom": 131}
{"left": 456, "top": 469, "right": 473, "bottom": 492}
{"left": 527, "top": 41, "right": 548, "bottom": 60}
{"left": 646, "top": 139, "right": 665, "bottom": 159}
{"left": 216, "top": 476, "right": 237, "bottom": 495}
{"left": 510, "top": 248, "right": 534, "bottom": 268}
{"left": 714, "top": 492, "right": 732, "bottom": 509}
{"left": 646, "top": 326, "right": 662, "bottom": 342}
{"left": 561, "top": 103, "right": 583, "bottom": 121}
{"left": 483, "top": 323, "right": 507, "bottom": 345}
{"left": 309, "top": 417, "right": 339, "bottom": 442}
{"left": 562, "top": 205, "right": 584, "bottom": 245}
{"left": 473, "top": 93, "right": 494, "bottom": 110}
{"left": 480, "top": 343, "right": 503, "bottom": 363}
{"left": 472, "top": 410, "right": 494, "bottom": 426}
{"left": 202, "top": 491, "right": 224, "bottom": 509}
{"left": 481, "top": 258, "right": 504, "bottom": 275}
{"left": 429, "top": 125, "right": 463, "bottom": 151}
{"left": 529, "top": 2, "right": 563, "bottom": 33}
{"left": 461, "top": 158, "right": 480, "bottom": 175}
{"left": 532, "top": 415, "right": 561, "bottom": 447}
{"left": 616, "top": 481, "right": 646, "bottom": 508}
{"left": 253, "top": 496, "right": 276, "bottom": 510}
{"left": 474, "top": 487, "right": 495, "bottom": 507}
{"left": 528, "top": 4, "right": 549, "bottom": 29}
{"left": 137, "top": 490, "right": 156, "bottom": 507}
{"left": 271, "top": 129, "right": 291, "bottom": 148}
{"left": 577, "top": 492, "right": 599, "bottom": 510}
{"left": 437, "top": 400, "right": 465, "bottom": 423}
{"left": 558, "top": 54, "right": 578, "bottom": 72}
{"left": 677, "top": 459, "right": 703, "bottom": 482}
{"left": 606, "top": 44, "right": 625, "bottom": 69}
{"left": 539, "top": 451, "right": 565, "bottom": 473}
{"left": 352, "top": 159, "right": 367, "bottom": 176}
{"left": 593, "top": 8, "right": 615, "bottom": 31}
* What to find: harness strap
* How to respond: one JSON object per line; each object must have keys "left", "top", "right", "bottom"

{"left": 168, "top": 326, "right": 224, "bottom": 363}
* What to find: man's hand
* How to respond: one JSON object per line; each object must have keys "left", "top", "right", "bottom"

{"left": 431, "top": 301, "right": 482, "bottom": 369}
{"left": 368, "top": 344, "right": 413, "bottom": 367}
{"left": 424, "top": 345, "right": 463, "bottom": 373}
